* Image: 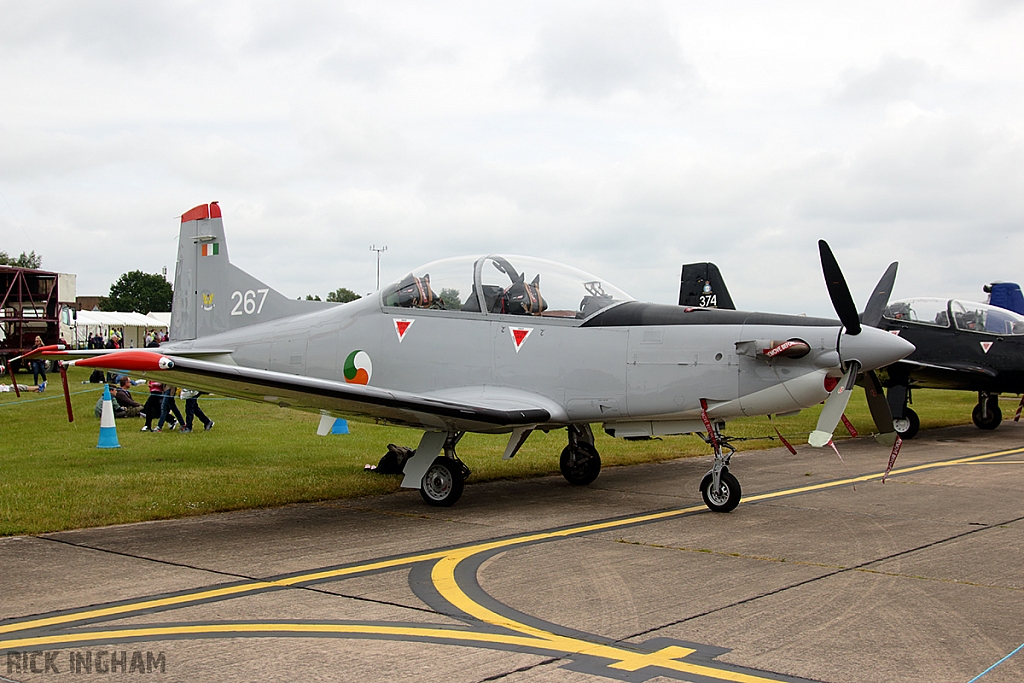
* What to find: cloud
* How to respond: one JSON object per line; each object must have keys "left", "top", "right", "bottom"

{"left": 521, "top": 4, "right": 692, "bottom": 99}
{"left": 832, "top": 55, "right": 941, "bottom": 105}
{"left": 0, "top": 0, "right": 216, "bottom": 64}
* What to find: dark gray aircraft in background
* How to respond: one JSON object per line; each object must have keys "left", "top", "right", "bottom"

{"left": 31, "top": 203, "right": 913, "bottom": 511}
{"left": 679, "top": 264, "right": 1024, "bottom": 440}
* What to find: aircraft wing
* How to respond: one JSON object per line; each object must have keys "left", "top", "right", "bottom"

{"left": 879, "top": 358, "right": 999, "bottom": 392}
{"left": 896, "top": 358, "right": 997, "bottom": 377}
{"left": 45, "top": 349, "right": 551, "bottom": 433}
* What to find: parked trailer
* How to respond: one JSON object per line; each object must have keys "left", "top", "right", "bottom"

{"left": 0, "top": 265, "right": 76, "bottom": 370}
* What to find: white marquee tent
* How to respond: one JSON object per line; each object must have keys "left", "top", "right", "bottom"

{"left": 72, "top": 311, "right": 168, "bottom": 349}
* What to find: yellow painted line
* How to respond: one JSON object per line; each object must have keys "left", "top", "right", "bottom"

{"left": 0, "top": 624, "right": 787, "bottom": 682}
{"left": 5, "top": 445, "right": 1021, "bottom": 646}
{"left": 740, "top": 446, "right": 1024, "bottom": 505}
{"left": 0, "top": 551, "right": 449, "bottom": 637}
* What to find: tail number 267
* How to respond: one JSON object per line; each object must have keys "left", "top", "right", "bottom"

{"left": 230, "top": 289, "right": 269, "bottom": 316}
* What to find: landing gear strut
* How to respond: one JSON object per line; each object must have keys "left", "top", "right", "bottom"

{"left": 698, "top": 421, "right": 741, "bottom": 513}
{"left": 973, "top": 392, "right": 1002, "bottom": 430}
{"left": 560, "top": 424, "right": 601, "bottom": 485}
{"left": 420, "top": 432, "right": 470, "bottom": 507}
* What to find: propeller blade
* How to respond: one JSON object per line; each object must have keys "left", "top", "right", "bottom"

{"left": 861, "top": 262, "right": 898, "bottom": 328}
{"left": 818, "top": 240, "right": 862, "bottom": 335}
{"left": 59, "top": 362, "right": 74, "bottom": 423}
{"left": 809, "top": 361, "right": 861, "bottom": 447}
{"left": 863, "top": 369, "right": 895, "bottom": 446}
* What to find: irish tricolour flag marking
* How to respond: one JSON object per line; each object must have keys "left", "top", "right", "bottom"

{"left": 510, "top": 327, "right": 533, "bottom": 353}
{"left": 201, "top": 243, "right": 219, "bottom": 257}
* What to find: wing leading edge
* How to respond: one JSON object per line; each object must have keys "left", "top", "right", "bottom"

{"left": 47, "top": 350, "right": 551, "bottom": 433}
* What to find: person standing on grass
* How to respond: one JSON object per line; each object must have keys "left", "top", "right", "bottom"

{"left": 155, "top": 385, "right": 184, "bottom": 432}
{"left": 179, "top": 388, "right": 214, "bottom": 433}
{"left": 141, "top": 381, "right": 165, "bottom": 432}
{"left": 30, "top": 336, "right": 47, "bottom": 389}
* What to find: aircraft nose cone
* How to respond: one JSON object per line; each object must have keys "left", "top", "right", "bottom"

{"left": 839, "top": 325, "right": 915, "bottom": 371}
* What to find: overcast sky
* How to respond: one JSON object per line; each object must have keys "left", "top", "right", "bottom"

{"left": 2, "top": 0, "right": 1023, "bottom": 316}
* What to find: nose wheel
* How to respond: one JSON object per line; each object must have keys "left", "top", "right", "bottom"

{"left": 698, "top": 408, "right": 741, "bottom": 513}
{"left": 893, "top": 407, "right": 920, "bottom": 439}
{"left": 700, "top": 469, "right": 741, "bottom": 513}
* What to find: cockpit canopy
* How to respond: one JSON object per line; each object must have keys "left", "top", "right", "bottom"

{"left": 884, "top": 297, "right": 1024, "bottom": 335}
{"left": 381, "top": 255, "right": 633, "bottom": 319}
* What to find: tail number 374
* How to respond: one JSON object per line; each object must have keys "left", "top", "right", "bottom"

{"left": 231, "top": 289, "right": 269, "bottom": 316}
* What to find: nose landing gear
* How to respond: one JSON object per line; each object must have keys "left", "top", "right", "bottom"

{"left": 698, "top": 416, "right": 741, "bottom": 513}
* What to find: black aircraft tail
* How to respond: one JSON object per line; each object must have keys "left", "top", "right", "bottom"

{"left": 678, "top": 262, "right": 735, "bottom": 309}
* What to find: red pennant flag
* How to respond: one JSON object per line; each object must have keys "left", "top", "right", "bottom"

{"left": 882, "top": 436, "right": 903, "bottom": 483}
{"left": 699, "top": 398, "right": 718, "bottom": 450}
{"left": 768, "top": 415, "right": 797, "bottom": 454}
{"left": 841, "top": 414, "right": 858, "bottom": 438}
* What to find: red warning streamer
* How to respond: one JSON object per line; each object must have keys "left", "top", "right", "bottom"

{"left": 882, "top": 436, "right": 904, "bottom": 483}
{"left": 1015, "top": 396, "right": 1024, "bottom": 423}
{"left": 768, "top": 415, "right": 797, "bottom": 455}
{"left": 840, "top": 414, "right": 858, "bottom": 438}
{"left": 699, "top": 398, "right": 717, "bottom": 450}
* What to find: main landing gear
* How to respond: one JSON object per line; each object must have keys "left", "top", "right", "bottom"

{"left": 698, "top": 422, "right": 741, "bottom": 513}
{"left": 973, "top": 392, "right": 1002, "bottom": 430}
{"left": 561, "top": 424, "right": 602, "bottom": 485}
{"left": 420, "top": 432, "right": 471, "bottom": 507}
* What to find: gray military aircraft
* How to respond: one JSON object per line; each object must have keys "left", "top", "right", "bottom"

{"left": 28, "top": 203, "right": 913, "bottom": 511}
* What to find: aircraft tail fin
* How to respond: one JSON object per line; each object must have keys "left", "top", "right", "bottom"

{"left": 170, "top": 203, "right": 334, "bottom": 341}
{"left": 678, "top": 262, "right": 735, "bottom": 309}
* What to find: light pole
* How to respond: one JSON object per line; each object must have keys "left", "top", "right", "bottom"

{"left": 370, "top": 244, "right": 387, "bottom": 290}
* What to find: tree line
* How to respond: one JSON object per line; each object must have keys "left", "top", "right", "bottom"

{"left": 3, "top": 249, "right": 362, "bottom": 313}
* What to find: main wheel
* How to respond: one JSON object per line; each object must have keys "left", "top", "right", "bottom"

{"left": 420, "top": 457, "right": 465, "bottom": 507}
{"left": 972, "top": 402, "right": 1002, "bottom": 430}
{"left": 559, "top": 442, "right": 601, "bottom": 485}
{"left": 893, "top": 407, "right": 920, "bottom": 440}
{"left": 700, "top": 470, "right": 741, "bottom": 513}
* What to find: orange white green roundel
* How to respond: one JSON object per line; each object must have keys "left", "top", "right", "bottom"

{"left": 343, "top": 350, "right": 372, "bottom": 384}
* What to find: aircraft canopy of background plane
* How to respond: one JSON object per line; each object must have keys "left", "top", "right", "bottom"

{"left": 878, "top": 297, "right": 1024, "bottom": 438}
{"left": 884, "top": 298, "right": 1024, "bottom": 336}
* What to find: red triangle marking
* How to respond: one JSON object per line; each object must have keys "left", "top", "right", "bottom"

{"left": 511, "top": 327, "right": 533, "bottom": 351}
{"left": 980, "top": 341, "right": 993, "bottom": 353}
{"left": 394, "top": 319, "right": 414, "bottom": 342}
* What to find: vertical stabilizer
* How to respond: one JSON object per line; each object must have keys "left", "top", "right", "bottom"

{"left": 170, "top": 203, "right": 334, "bottom": 341}
{"left": 678, "top": 262, "right": 735, "bottom": 309}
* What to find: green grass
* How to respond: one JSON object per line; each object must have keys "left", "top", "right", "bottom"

{"left": 0, "top": 366, "right": 991, "bottom": 535}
